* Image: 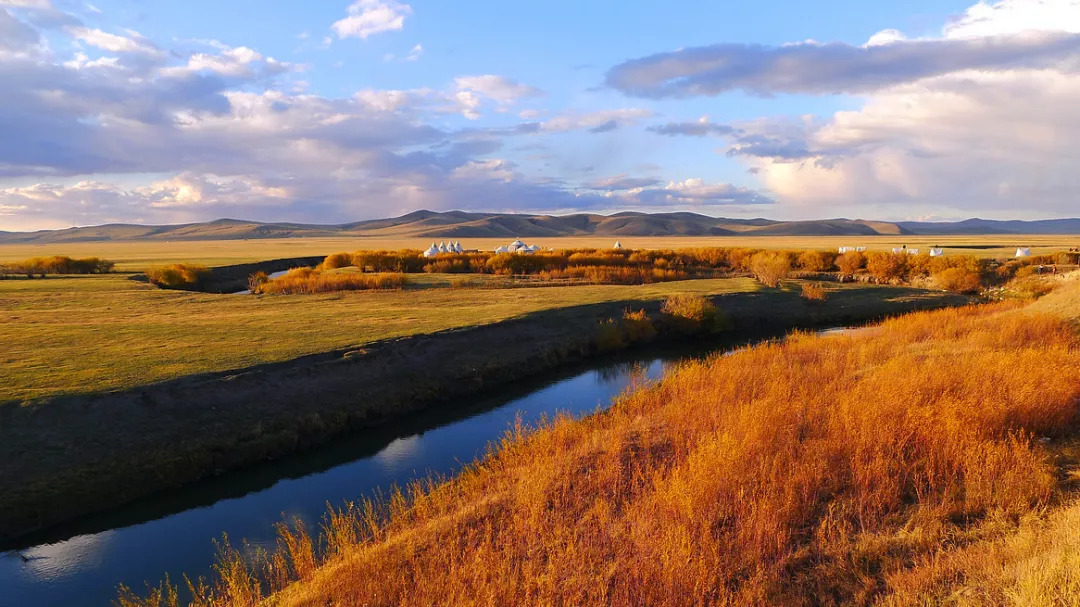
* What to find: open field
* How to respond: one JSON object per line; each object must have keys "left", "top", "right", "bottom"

{"left": 129, "top": 280, "right": 1080, "bottom": 607}
{"left": 2, "top": 234, "right": 1078, "bottom": 270}
{"left": 0, "top": 273, "right": 763, "bottom": 405}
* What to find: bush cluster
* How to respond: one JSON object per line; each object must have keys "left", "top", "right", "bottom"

{"left": 1, "top": 255, "right": 114, "bottom": 278}
{"left": 146, "top": 264, "right": 210, "bottom": 290}
{"left": 254, "top": 268, "right": 406, "bottom": 294}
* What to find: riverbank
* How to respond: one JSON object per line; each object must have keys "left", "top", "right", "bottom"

{"left": 0, "top": 284, "right": 966, "bottom": 543}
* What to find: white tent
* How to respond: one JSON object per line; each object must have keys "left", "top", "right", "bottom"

{"left": 423, "top": 242, "right": 439, "bottom": 258}
{"left": 891, "top": 247, "right": 904, "bottom": 254}
{"left": 453, "top": 241, "right": 463, "bottom": 253}
{"left": 494, "top": 245, "right": 509, "bottom": 254}
{"left": 437, "top": 241, "right": 448, "bottom": 253}
{"left": 929, "top": 248, "right": 944, "bottom": 257}
{"left": 839, "top": 246, "right": 866, "bottom": 254}
{"left": 1016, "top": 247, "right": 1031, "bottom": 258}
{"left": 613, "top": 240, "right": 623, "bottom": 250}
{"left": 907, "top": 248, "right": 920, "bottom": 255}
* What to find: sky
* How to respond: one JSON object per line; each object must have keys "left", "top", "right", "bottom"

{"left": 1, "top": 0, "right": 1079, "bottom": 230}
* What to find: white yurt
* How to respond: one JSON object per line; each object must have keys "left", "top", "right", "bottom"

{"left": 453, "top": 241, "right": 463, "bottom": 253}
{"left": 613, "top": 240, "right": 623, "bottom": 250}
{"left": 907, "top": 248, "right": 920, "bottom": 255}
{"left": 494, "top": 245, "right": 509, "bottom": 254}
{"left": 891, "top": 247, "right": 904, "bottom": 254}
{"left": 423, "top": 242, "right": 440, "bottom": 258}
{"left": 1015, "top": 247, "right": 1031, "bottom": 258}
{"left": 929, "top": 248, "right": 944, "bottom": 257}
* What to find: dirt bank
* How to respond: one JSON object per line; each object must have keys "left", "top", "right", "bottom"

{"left": 0, "top": 285, "right": 967, "bottom": 543}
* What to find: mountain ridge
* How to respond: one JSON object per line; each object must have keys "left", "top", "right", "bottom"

{"left": 2, "top": 211, "right": 1079, "bottom": 243}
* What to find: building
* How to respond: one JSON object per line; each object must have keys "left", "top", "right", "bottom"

{"left": 838, "top": 246, "right": 867, "bottom": 254}
{"left": 422, "top": 240, "right": 464, "bottom": 257}
{"left": 495, "top": 238, "right": 541, "bottom": 254}
{"left": 1015, "top": 247, "right": 1031, "bottom": 258}
{"left": 613, "top": 240, "right": 623, "bottom": 250}
{"left": 929, "top": 248, "right": 944, "bottom": 257}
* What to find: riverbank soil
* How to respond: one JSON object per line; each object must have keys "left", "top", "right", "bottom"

{"left": 0, "top": 281, "right": 965, "bottom": 543}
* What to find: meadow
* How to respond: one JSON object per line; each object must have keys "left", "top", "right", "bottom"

{"left": 1, "top": 234, "right": 1077, "bottom": 270}
{"left": 119, "top": 278, "right": 1080, "bottom": 607}
{"left": 0, "top": 273, "right": 762, "bottom": 404}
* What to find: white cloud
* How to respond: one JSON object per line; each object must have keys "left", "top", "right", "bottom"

{"left": 69, "top": 26, "right": 161, "bottom": 56}
{"left": 724, "top": 0, "right": 1080, "bottom": 215}
{"left": 331, "top": 0, "right": 411, "bottom": 40}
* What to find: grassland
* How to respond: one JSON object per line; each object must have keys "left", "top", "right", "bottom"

{"left": 0, "top": 273, "right": 763, "bottom": 405}
{"left": 1, "top": 233, "right": 1077, "bottom": 270}
{"left": 123, "top": 279, "right": 1080, "bottom": 607}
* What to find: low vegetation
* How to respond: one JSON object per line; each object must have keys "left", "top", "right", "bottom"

{"left": 800, "top": 282, "right": 827, "bottom": 302}
{"left": 0, "top": 255, "right": 114, "bottom": 278}
{"left": 253, "top": 268, "right": 406, "bottom": 295}
{"left": 0, "top": 274, "right": 761, "bottom": 404}
{"left": 118, "top": 284, "right": 1080, "bottom": 606}
{"left": 146, "top": 264, "right": 211, "bottom": 290}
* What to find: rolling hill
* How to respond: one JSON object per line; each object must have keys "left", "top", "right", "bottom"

{"left": 1, "top": 211, "right": 1078, "bottom": 243}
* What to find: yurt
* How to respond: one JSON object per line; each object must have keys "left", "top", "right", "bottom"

{"left": 907, "top": 248, "right": 920, "bottom": 255}
{"left": 423, "top": 242, "right": 440, "bottom": 258}
{"left": 1015, "top": 247, "right": 1031, "bottom": 258}
{"left": 929, "top": 248, "right": 944, "bottom": 257}
{"left": 613, "top": 240, "right": 623, "bottom": 250}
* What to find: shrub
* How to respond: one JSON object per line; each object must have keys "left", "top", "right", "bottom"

{"left": 801, "top": 282, "right": 827, "bottom": 303}
{"left": 661, "top": 294, "right": 730, "bottom": 334}
{"left": 320, "top": 252, "right": 354, "bottom": 270}
{"left": 621, "top": 308, "right": 657, "bottom": 344}
{"left": 247, "top": 271, "right": 268, "bottom": 293}
{"left": 836, "top": 251, "right": 866, "bottom": 277}
{"left": 596, "top": 319, "right": 625, "bottom": 351}
{"left": 796, "top": 250, "right": 834, "bottom": 272}
{"left": 255, "top": 269, "right": 406, "bottom": 294}
{"left": 749, "top": 252, "right": 791, "bottom": 287}
{"left": 866, "top": 252, "right": 908, "bottom": 283}
{"left": 146, "top": 263, "right": 210, "bottom": 290}
{"left": 933, "top": 267, "right": 983, "bottom": 293}
{"left": 11, "top": 255, "right": 115, "bottom": 275}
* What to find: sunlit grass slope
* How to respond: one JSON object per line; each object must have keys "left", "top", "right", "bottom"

{"left": 149, "top": 287, "right": 1080, "bottom": 606}
{"left": 0, "top": 274, "right": 759, "bottom": 404}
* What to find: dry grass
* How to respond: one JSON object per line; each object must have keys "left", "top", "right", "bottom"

{"left": 2, "top": 235, "right": 1076, "bottom": 270}
{"left": 801, "top": 282, "right": 828, "bottom": 302}
{"left": 119, "top": 286, "right": 1080, "bottom": 606}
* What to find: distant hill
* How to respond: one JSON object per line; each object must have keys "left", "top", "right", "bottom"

{"left": 2, "top": 211, "right": 1079, "bottom": 243}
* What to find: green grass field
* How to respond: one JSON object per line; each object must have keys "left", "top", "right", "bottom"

{"left": 0, "top": 273, "right": 762, "bottom": 404}
{"left": 1, "top": 234, "right": 1077, "bottom": 270}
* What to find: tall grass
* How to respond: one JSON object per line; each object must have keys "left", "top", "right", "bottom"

{"left": 120, "top": 292, "right": 1080, "bottom": 606}
{"left": 1, "top": 255, "right": 114, "bottom": 277}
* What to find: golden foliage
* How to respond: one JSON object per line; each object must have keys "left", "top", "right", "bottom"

{"left": 146, "top": 263, "right": 210, "bottom": 289}
{"left": 120, "top": 299, "right": 1080, "bottom": 606}
{"left": 254, "top": 268, "right": 406, "bottom": 294}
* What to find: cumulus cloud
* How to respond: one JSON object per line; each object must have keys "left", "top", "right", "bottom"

{"left": 606, "top": 28, "right": 1080, "bottom": 97}
{"left": 0, "top": 3, "right": 777, "bottom": 229}
{"left": 332, "top": 0, "right": 411, "bottom": 40}
{"left": 711, "top": 0, "right": 1080, "bottom": 215}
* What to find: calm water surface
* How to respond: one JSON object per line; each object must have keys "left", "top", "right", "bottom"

{"left": 1, "top": 340, "right": 755, "bottom": 607}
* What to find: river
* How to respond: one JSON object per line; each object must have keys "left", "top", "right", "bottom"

{"left": 0, "top": 330, "right": 846, "bottom": 606}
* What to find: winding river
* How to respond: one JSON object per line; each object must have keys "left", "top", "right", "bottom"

{"left": 0, "top": 330, "right": 835, "bottom": 606}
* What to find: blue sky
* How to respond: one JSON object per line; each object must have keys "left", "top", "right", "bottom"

{"left": 2, "top": 0, "right": 1078, "bottom": 229}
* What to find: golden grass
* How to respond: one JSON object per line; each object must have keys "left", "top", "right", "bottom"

{"left": 0, "top": 274, "right": 760, "bottom": 404}
{"left": 120, "top": 284, "right": 1080, "bottom": 606}
{"left": 254, "top": 268, "right": 406, "bottom": 294}
{"left": 1, "top": 234, "right": 1076, "bottom": 270}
